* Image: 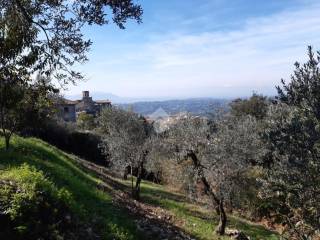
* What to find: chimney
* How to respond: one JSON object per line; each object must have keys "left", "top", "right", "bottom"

{"left": 82, "top": 91, "right": 89, "bottom": 98}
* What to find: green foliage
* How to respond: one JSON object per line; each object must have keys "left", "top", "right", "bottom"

{"left": 0, "top": 74, "right": 57, "bottom": 150}
{"left": 98, "top": 107, "right": 153, "bottom": 199}
{"left": 0, "top": 0, "right": 142, "bottom": 149}
{"left": 0, "top": 136, "right": 142, "bottom": 239}
{"left": 262, "top": 105, "right": 320, "bottom": 239}
{"left": 36, "top": 120, "right": 106, "bottom": 165}
{"left": 262, "top": 47, "right": 320, "bottom": 239}
{"left": 119, "top": 179, "right": 279, "bottom": 240}
{"left": 0, "top": 164, "right": 75, "bottom": 239}
{"left": 0, "top": 73, "right": 28, "bottom": 150}
{"left": 277, "top": 46, "right": 320, "bottom": 117}
{"left": 230, "top": 93, "right": 269, "bottom": 119}
{"left": 77, "top": 112, "right": 96, "bottom": 131}
{"left": 0, "top": 0, "right": 142, "bottom": 83}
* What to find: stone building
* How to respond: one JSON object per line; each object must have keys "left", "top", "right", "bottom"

{"left": 58, "top": 100, "right": 77, "bottom": 122}
{"left": 59, "top": 91, "right": 111, "bottom": 122}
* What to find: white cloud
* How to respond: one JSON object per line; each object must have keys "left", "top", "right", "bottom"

{"left": 146, "top": 3, "right": 320, "bottom": 68}
{"left": 70, "top": 1, "right": 320, "bottom": 98}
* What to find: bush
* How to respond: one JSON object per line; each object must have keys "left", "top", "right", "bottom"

{"left": 0, "top": 164, "right": 77, "bottom": 240}
{"left": 30, "top": 120, "right": 107, "bottom": 166}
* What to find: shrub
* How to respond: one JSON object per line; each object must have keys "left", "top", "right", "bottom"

{"left": 31, "top": 120, "right": 107, "bottom": 166}
{"left": 0, "top": 164, "right": 77, "bottom": 240}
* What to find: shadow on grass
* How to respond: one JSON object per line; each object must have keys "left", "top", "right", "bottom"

{"left": 0, "top": 137, "right": 279, "bottom": 240}
{"left": 229, "top": 216, "right": 279, "bottom": 240}
{"left": 138, "top": 177, "right": 279, "bottom": 240}
{"left": 73, "top": 156, "right": 131, "bottom": 194}
{"left": 68, "top": 147, "right": 202, "bottom": 240}
{"left": 0, "top": 137, "right": 142, "bottom": 240}
{"left": 1, "top": 137, "right": 200, "bottom": 240}
{"left": 140, "top": 183, "right": 188, "bottom": 203}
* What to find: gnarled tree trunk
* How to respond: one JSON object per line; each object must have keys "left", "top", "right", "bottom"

{"left": 187, "top": 150, "right": 228, "bottom": 236}
{"left": 130, "top": 164, "right": 134, "bottom": 196}
{"left": 133, "top": 167, "right": 142, "bottom": 200}
{"left": 133, "top": 161, "right": 144, "bottom": 200}
{"left": 123, "top": 166, "right": 130, "bottom": 180}
{"left": 215, "top": 199, "right": 227, "bottom": 235}
{"left": 133, "top": 151, "right": 148, "bottom": 200}
{"left": 5, "top": 134, "right": 10, "bottom": 151}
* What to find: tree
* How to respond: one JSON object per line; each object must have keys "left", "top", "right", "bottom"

{"left": 0, "top": 71, "right": 27, "bottom": 150}
{"left": 19, "top": 75, "right": 59, "bottom": 135}
{"left": 276, "top": 47, "right": 320, "bottom": 117}
{"left": 230, "top": 93, "right": 269, "bottom": 119}
{"left": 0, "top": 0, "right": 142, "bottom": 83}
{"left": 97, "top": 107, "right": 153, "bottom": 200}
{"left": 165, "top": 114, "right": 262, "bottom": 235}
{"left": 0, "top": 74, "right": 56, "bottom": 150}
{"left": 262, "top": 47, "right": 320, "bottom": 239}
{"left": 0, "top": 0, "right": 142, "bottom": 148}
{"left": 77, "top": 112, "right": 96, "bottom": 131}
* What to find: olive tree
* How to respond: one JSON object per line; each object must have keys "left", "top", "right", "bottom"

{"left": 165, "top": 114, "right": 263, "bottom": 235}
{"left": 261, "top": 47, "right": 320, "bottom": 239}
{"left": 97, "top": 107, "right": 153, "bottom": 200}
{"left": 230, "top": 93, "right": 269, "bottom": 120}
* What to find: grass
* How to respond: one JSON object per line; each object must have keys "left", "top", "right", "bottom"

{"left": 0, "top": 136, "right": 142, "bottom": 240}
{"left": 119, "top": 179, "right": 280, "bottom": 240}
{"left": 0, "top": 136, "right": 280, "bottom": 240}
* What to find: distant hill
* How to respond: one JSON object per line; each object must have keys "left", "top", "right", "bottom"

{"left": 66, "top": 92, "right": 171, "bottom": 103}
{"left": 66, "top": 92, "right": 230, "bottom": 116}
{"left": 66, "top": 92, "right": 134, "bottom": 103}
{"left": 118, "top": 98, "right": 230, "bottom": 116}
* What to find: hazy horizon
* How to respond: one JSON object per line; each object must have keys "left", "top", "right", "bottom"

{"left": 66, "top": 90, "right": 275, "bottom": 103}
{"left": 63, "top": 0, "right": 320, "bottom": 99}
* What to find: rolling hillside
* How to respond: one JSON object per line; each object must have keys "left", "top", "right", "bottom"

{"left": 118, "top": 98, "right": 230, "bottom": 117}
{"left": 0, "top": 137, "right": 279, "bottom": 240}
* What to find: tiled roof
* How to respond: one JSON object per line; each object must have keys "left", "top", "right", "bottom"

{"left": 63, "top": 99, "right": 79, "bottom": 105}
{"left": 60, "top": 98, "right": 111, "bottom": 105}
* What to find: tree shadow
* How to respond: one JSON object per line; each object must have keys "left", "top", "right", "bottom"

{"left": 228, "top": 216, "right": 279, "bottom": 240}
{"left": 0, "top": 137, "right": 143, "bottom": 239}
{"left": 141, "top": 185, "right": 188, "bottom": 203}
{"left": 72, "top": 148, "right": 200, "bottom": 240}
{"left": 1, "top": 137, "right": 278, "bottom": 240}
{"left": 72, "top": 155, "right": 131, "bottom": 193}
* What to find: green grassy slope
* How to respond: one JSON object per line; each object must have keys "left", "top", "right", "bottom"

{"left": 0, "top": 136, "right": 279, "bottom": 240}
{"left": 139, "top": 182, "right": 279, "bottom": 240}
{"left": 115, "top": 178, "right": 280, "bottom": 240}
{"left": 0, "top": 136, "right": 142, "bottom": 240}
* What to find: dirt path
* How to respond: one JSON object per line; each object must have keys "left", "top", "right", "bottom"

{"left": 73, "top": 157, "right": 196, "bottom": 240}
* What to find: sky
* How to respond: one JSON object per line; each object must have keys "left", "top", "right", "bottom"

{"left": 65, "top": 0, "right": 320, "bottom": 99}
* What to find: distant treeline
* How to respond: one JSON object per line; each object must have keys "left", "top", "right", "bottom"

{"left": 118, "top": 98, "right": 230, "bottom": 116}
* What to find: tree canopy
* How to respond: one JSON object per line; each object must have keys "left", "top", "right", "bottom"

{"left": 262, "top": 46, "right": 320, "bottom": 239}
{"left": 0, "top": 0, "right": 142, "bottom": 83}
{"left": 230, "top": 93, "right": 269, "bottom": 119}
{"left": 0, "top": 0, "right": 142, "bottom": 149}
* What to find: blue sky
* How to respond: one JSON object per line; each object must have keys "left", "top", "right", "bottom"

{"left": 66, "top": 0, "right": 320, "bottom": 99}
